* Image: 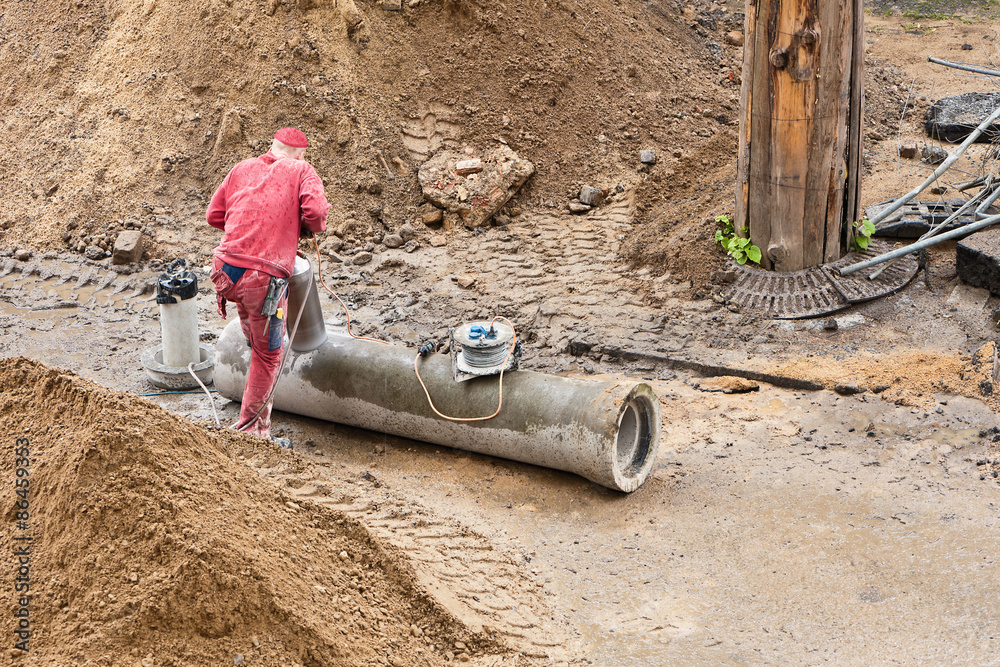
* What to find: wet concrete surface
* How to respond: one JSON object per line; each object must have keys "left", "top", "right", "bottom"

{"left": 2, "top": 248, "right": 1000, "bottom": 664}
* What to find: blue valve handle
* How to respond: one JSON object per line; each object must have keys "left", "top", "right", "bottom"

{"left": 468, "top": 325, "right": 498, "bottom": 340}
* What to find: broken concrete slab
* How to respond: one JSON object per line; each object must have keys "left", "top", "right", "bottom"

{"left": 111, "top": 231, "right": 143, "bottom": 264}
{"left": 925, "top": 91, "right": 1000, "bottom": 143}
{"left": 957, "top": 227, "right": 1000, "bottom": 295}
{"left": 578, "top": 185, "right": 604, "bottom": 206}
{"left": 418, "top": 146, "right": 534, "bottom": 229}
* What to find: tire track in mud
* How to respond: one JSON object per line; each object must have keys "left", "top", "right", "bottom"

{"left": 258, "top": 463, "right": 576, "bottom": 663}
{"left": 0, "top": 255, "right": 159, "bottom": 313}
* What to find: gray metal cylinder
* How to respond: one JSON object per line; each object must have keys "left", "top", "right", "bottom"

{"left": 286, "top": 255, "right": 327, "bottom": 353}
{"left": 214, "top": 321, "right": 661, "bottom": 492}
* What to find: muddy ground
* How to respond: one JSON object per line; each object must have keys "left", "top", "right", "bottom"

{"left": 4, "top": 1, "right": 1000, "bottom": 665}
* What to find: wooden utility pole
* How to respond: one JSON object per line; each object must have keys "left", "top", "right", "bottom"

{"left": 735, "top": 0, "right": 865, "bottom": 272}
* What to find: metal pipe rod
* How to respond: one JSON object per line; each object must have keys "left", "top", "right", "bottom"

{"left": 869, "top": 104, "right": 1000, "bottom": 226}
{"left": 928, "top": 57, "right": 1000, "bottom": 78}
{"left": 214, "top": 322, "right": 662, "bottom": 492}
{"left": 840, "top": 213, "right": 1000, "bottom": 276}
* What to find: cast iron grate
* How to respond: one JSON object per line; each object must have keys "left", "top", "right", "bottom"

{"left": 864, "top": 199, "right": 987, "bottom": 238}
{"left": 723, "top": 240, "right": 918, "bottom": 319}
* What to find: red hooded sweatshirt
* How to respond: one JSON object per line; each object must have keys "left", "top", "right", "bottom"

{"left": 207, "top": 151, "right": 329, "bottom": 278}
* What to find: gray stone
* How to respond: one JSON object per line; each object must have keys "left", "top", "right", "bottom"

{"left": 84, "top": 246, "right": 106, "bottom": 260}
{"left": 404, "top": 240, "right": 420, "bottom": 253}
{"left": 957, "top": 227, "right": 1000, "bottom": 295}
{"left": 578, "top": 185, "right": 604, "bottom": 206}
{"left": 383, "top": 0, "right": 402, "bottom": 10}
{"left": 384, "top": 234, "right": 404, "bottom": 248}
{"left": 353, "top": 251, "right": 373, "bottom": 265}
{"left": 568, "top": 202, "right": 591, "bottom": 214}
{"left": 398, "top": 224, "right": 417, "bottom": 241}
{"left": 112, "top": 230, "right": 144, "bottom": 265}
{"left": 921, "top": 145, "right": 948, "bottom": 165}
{"left": 898, "top": 143, "right": 917, "bottom": 159}
{"left": 834, "top": 382, "right": 866, "bottom": 396}
{"left": 14, "top": 249, "right": 31, "bottom": 262}
{"left": 640, "top": 149, "right": 657, "bottom": 164}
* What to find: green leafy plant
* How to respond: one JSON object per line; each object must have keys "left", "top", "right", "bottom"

{"left": 714, "top": 215, "right": 761, "bottom": 265}
{"left": 852, "top": 218, "right": 876, "bottom": 251}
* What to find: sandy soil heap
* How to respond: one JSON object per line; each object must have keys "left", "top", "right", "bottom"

{"left": 0, "top": 0, "right": 745, "bottom": 271}
{"left": 0, "top": 357, "right": 499, "bottom": 666}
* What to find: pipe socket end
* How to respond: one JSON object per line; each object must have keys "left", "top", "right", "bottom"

{"left": 611, "top": 386, "right": 660, "bottom": 493}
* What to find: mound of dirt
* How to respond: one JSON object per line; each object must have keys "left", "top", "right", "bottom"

{"left": 0, "top": 0, "right": 744, "bottom": 270}
{"left": 0, "top": 357, "right": 500, "bottom": 665}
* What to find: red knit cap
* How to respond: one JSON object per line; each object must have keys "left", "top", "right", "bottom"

{"left": 274, "top": 127, "right": 309, "bottom": 148}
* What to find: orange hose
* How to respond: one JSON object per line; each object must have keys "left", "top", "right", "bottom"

{"left": 312, "top": 236, "right": 390, "bottom": 345}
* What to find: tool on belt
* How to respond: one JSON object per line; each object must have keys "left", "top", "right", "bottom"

{"left": 261, "top": 276, "right": 287, "bottom": 317}
{"left": 261, "top": 275, "right": 288, "bottom": 345}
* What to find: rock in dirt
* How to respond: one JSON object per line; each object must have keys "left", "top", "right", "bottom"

{"left": 384, "top": 234, "right": 404, "bottom": 249}
{"left": 568, "top": 202, "right": 591, "bottom": 214}
{"left": 418, "top": 147, "right": 534, "bottom": 229}
{"left": 455, "top": 272, "right": 477, "bottom": 288}
{"left": 14, "top": 249, "right": 31, "bottom": 261}
{"left": 957, "top": 227, "right": 1000, "bottom": 295}
{"left": 724, "top": 30, "right": 744, "bottom": 46}
{"left": 834, "top": 382, "right": 866, "bottom": 396}
{"left": 640, "top": 149, "right": 657, "bottom": 165}
{"left": 112, "top": 230, "right": 144, "bottom": 265}
{"left": 579, "top": 184, "right": 604, "bottom": 206}
{"left": 353, "top": 251, "right": 373, "bottom": 265}
{"left": 688, "top": 376, "right": 759, "bottom": 394}
{"left": 0, "top": 357, "right": 481, "bottom": 665}
{"left": 898, "top": 143, "right": 917, "bottom": 159}
{"left": 398, "top": 224, "right": 417, "bottom": 242}
{"left": 421, "top": 208, "right": 444, "bottom": 228}
{"left": 921, "top": 145, "right": 948, "bottom": 165}
{"left": 84, "top": 245, "right": 106, "bottom": 260}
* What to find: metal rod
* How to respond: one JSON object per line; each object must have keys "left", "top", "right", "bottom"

{"left": 928, "top": 57, "right": 1000, "bottom": 78}
{"left": 840, "top": 213, "right": 1000, "bottom": 276}
{"left": 867, "top": 189, "right": 987, "bottom": 280}
{"left": 976, "top": 180, "right": 1000, "bottom": 219}
{"left": 868, "top": 104, "right": 1000, "bottom": 226}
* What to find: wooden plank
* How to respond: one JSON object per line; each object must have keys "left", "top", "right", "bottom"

{"left": 767, "top": 0, "right": 817, "bottom": 271}
{"left": 845, "top": 0, "right": 865, "bottom": 243}
{"left": 747, "top": 0, "right": 774, "bottom": 268}
{"left": 805, "top": 1, "right": 843, "bottom": 268}
{"left": 821, "top": 1, "right": 853, "bottom": 264}
{"left": 734, "top": 0, "right": 758, "bottom": 233}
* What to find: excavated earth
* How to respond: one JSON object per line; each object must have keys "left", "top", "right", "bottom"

{"left": 4, "top": 0, "right": 1000, "bottom": 665}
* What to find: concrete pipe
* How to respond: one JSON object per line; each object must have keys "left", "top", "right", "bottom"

{"left": 214, "top": 321, "right": 661, "bottom": 492}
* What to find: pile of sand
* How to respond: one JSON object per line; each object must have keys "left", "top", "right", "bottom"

{"left": 770, "top": 343, "right": 999, "bottom": 410}
{"left": 0, "top": 357, "right": 501, "bottom": 665}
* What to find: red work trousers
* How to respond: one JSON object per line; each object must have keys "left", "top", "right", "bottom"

{"left": 210, "top": 257, "right": 287, "bottom": 438}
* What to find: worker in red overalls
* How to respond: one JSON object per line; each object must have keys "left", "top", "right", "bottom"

{"left": 207, "top": 127, "right": 329, "bottom": 446}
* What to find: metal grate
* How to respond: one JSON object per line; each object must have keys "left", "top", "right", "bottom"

{"left": 723, "top": 241, "right": 918, "bottom": 319}
{"left": 864, "top": 199, "right": 985, "bottom": 238}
